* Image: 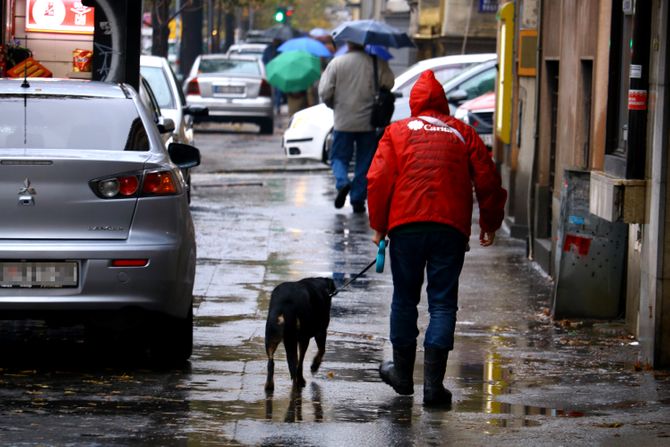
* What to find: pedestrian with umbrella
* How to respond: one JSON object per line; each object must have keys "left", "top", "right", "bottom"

{"left": 266, "top": 50, "right": 322, "bottom": 116}
{"left": 262, "top": 37, "right": 286, "bottom": 115}
{"left": 279, "top": 36, "right": 333, "bottom": 113}
{"left": 318, "top": 20, "right": 412, "bottom": 214}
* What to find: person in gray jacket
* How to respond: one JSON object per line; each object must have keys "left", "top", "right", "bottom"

{"left": 318, "top": 42, "right": 394, "bottom": 213}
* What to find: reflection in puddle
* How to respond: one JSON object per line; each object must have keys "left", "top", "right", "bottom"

{"left": 265, "top": 383, "right": 325, "bottom": 423}
{"left": 487, "top": 418, "right": 542, "bottom": 427}
{"left": 455, "top": 350, "right": 588, "bottom": 427}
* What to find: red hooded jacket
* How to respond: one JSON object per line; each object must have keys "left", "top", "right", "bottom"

{"left": 367, "top": 70, "right": 507, "bottom": 237}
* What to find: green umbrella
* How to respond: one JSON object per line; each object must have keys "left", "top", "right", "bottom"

{"left": 265, "top": 50, "right": 321, "bottom": 93}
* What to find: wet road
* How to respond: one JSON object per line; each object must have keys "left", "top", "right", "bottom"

{"left": 0, "top": 121, "right": 669, "bottom": 446}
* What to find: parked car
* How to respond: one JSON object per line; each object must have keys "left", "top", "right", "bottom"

{"left": 284, "top": 54, "right": 497, "bottom": 163}
{"left": 391, "top": 57, "right": 498, "bottom": 120}
{"left": 183, "top": 54, "right": 274, "bottom": 134}
{"left": 141, "top": 55, "right": 207, "bottom": 147}
{"left": 454, "top": 91, "right": 495, "bottom": 149}
{"left": 0, "top": 78, "right": 200, "bottom": 363}
{"left": 225, "top": 42, "right": 268, "bottom": 59}
{"left": 391, "top": 53, "right": 496, "bottom": 99}
{"left": 140, "top": 56, "right": 208, "bottom": 201}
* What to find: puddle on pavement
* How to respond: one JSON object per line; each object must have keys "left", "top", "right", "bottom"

{"left": 451, "top": 351, "right": 590, "bottom": 427}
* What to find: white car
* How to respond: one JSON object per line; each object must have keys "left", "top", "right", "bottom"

{"left": 140, "top": 55, "right": 207, "bottom": 147}
{"left": 283, "top": 53, "right": 496, "bottom": 163}
{"left": 225, "top": 43, "right": 268, "bottom": 59}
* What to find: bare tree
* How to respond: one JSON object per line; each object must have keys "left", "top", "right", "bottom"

{"left": 180, "top": 0, "right": 204, "bottom": 79}
{"left": 151, "top": 0, "right": 170, "bottom": 57}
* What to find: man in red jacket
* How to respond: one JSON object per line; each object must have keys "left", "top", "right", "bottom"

{"left": 367, "top": 70, "right": 507, "bottom": 408}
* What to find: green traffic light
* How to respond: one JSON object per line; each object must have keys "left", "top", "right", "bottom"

{"left": 274, "top": 9, "right": 285, "bottom": 23}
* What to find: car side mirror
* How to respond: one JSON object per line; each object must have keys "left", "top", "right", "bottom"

{"left": 184, "top": 105, "right": 209, "bottom": 117}
{"left": 168, "top": 142, "right": 201, "bottom": 169}
{"left": 446, "top": 89, "right": 469, "bottom": 105}
{"left": 393, "top": 91, "right": 403, "bottom": 98}
{"left": 157, "top": 117, "right": 176, "bottom": 134}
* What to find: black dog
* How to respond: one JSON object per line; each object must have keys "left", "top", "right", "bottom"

{"left": 265, "top": 277, "right": 336, "bottom": 392}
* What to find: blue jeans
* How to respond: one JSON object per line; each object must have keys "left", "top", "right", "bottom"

{"left": 389, "top": 227, "right": 466, "bottom": 350}
{"left": 273, "top": 88, "right": 283, "bottom": 113}
{"left": 330, "top": 130, "right": 377, "bottom": 206}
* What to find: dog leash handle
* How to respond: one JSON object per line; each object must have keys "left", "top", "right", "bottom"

{"left": 376, "top": 239, "right": 387, "bottom": 273}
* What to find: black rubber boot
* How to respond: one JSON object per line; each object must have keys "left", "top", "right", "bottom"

{"left": 379, "top": 344, "right": 416, "bottom": 395}
{"left": 423, "top": 347, "right": 452, "bottom": 408}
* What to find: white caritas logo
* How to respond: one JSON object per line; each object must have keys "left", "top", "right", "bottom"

{"left": 407, "top": 120, "right": 424, "bottom": 130}
{"left": 407, "top": 119, "right": 461, "bottom": 137}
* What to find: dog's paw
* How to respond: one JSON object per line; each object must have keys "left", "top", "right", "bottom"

{"left": 294, "top": 377, "right": 306, "bottom": 388}
{"left": 264, "top": 381, "right": 275, "bottom": 392}
{"left": 310, "top": 362, "right": 321, "bottom": 374}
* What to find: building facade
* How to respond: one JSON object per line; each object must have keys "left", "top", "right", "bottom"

{"left": 497, "top": 0, "right": 670, "bottom": 367}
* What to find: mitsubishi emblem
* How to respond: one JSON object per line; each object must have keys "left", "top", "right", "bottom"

{"left": 18, "top": 178, "right": 36, "bottom": 206}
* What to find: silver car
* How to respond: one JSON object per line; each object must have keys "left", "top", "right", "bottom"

{"left": 183, "top": 54, "right": 274, "bottom": 134}
{"left": 225, "top": 43, "right": 268, "bottom": 59}
{"left": 0, "top": 79, "right": 200, "bottom": 363}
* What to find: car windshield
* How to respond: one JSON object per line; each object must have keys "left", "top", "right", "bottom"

{"left": 140, "top": 65, "right": 176, "bottom": 109}
{"left": 394, "top": 64, "right": 469, "bottom": 98}
{"left": 0, "top": 95, "right": 150, "bottom": 151}
{"left": 198, "top": 58, "right": 260, "bottom": 76}
{"left": 454, "top": 67, "right": 497, "bottom": 100}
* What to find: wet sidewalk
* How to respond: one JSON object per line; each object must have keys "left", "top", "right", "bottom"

{"left": 189, "top": 166, "right": 670, "bottom": 446}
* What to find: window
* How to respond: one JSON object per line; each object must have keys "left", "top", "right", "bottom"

{"left": 198, "top": 59, "right": 261, "bottom": 76}
{"left": 140, "top": 65, "right": 176, "bottom": 109}
{"left": 455, "top": 67, "right": 497, "bottom": 101}
{"left": 0, "top": 95, "right": 149, "bottom": 151}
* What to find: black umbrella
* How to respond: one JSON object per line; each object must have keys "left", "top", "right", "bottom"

{"left": 264, "top": 25, "right": 303, "bottom": 42}
{"left": 332, "top": 20, "right": 414, "bottom": 48}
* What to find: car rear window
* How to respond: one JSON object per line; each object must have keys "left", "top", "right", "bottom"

{"left": 0, "top": 95, "right": 150, "bottom": 151}
{"left": 140, "top": 65, "right": 176, "bottom": 109}
{"left": 198, "top": 58, "right": 260, "bottom": 76}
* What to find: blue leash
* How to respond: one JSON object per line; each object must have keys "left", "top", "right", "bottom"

{"left": 330, "top": 240, "right": 387, "bottom": 297}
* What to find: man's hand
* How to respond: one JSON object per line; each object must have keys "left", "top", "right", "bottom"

{"left": 372, "top": 230, "right": 385, "bottom": 246}
{"left": 479, "top": 230, "right": 496, "bottom": 247}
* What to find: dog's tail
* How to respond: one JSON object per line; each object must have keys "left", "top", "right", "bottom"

{"left": 265, "top": 312, "right": 285, "bottom": 357}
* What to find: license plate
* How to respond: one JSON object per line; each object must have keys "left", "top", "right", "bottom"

{"left": 481, "top": 133, "right": 493, "bottom": 147}
{"left": 0, "top": 261, "right": 78, "bottom": 288}
{"left": 214, "top": 85, "right": 244, "bottom": 95}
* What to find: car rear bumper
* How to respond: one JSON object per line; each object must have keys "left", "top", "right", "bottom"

{"left": 0, "top": 240, "right": 195, "bottom": 319}
{"left": 186, "top": 96, "right": 273, "bottom": 120}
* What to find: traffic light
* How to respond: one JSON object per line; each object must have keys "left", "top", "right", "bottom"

{"left": 274, "top": 7, "right": 286, "bottom": 23}
{"left": 286, "top": 6, "right": 294, "bottom": 18}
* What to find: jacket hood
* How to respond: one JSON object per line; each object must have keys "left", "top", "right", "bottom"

{"left": 409, "top": 70, "right": 451, "bottom": 117}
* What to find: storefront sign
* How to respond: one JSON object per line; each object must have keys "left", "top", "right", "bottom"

{"left": 479, "top": 0, "right": 498, "bottom": 13}
{"left": 628, "top": 89, "right": 648, "bottom": 111}
{"left": 25, "top": 0, "right": 94, "bottom": 35}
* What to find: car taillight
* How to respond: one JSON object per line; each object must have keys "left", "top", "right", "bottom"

{"left": 142, "top": 171, "right": 178, "bottom": 195}
{"left": 95, "top": 175, "right": 140, "bottom": 198}
{"left": 259, "top": 79, "right": 272, "bottom": 98}
{"left": 91, "top": 170, "right": 180, "bottom": 199}
{"left": 186, "top": 78, "right": 200, "bottom": 95}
